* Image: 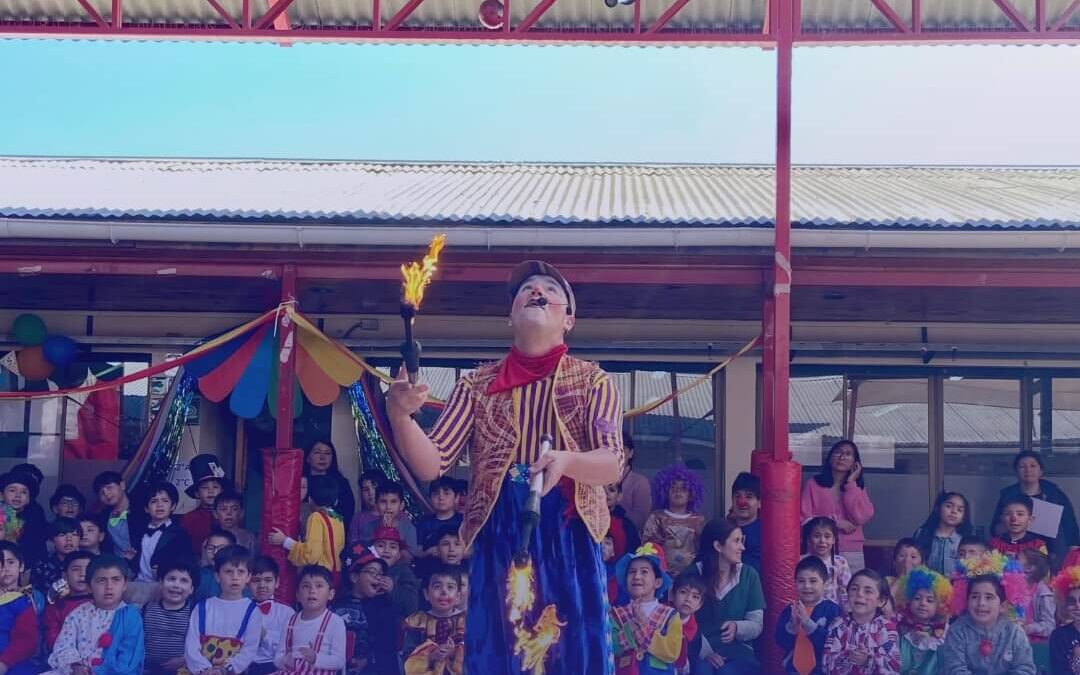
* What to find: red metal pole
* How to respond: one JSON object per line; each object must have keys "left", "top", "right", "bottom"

{"left": 771, "top": 0, "right": 793, "bottom": 463}
{"left": 760, "top": 294, "right": 776, "bottom": 452}
{"left": 275, "top": 264, "right": 297, "bottom": 449}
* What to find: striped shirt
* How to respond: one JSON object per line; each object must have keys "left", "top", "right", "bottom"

{"left": 143, "top": 599, "right": 195, "bottom": 673}
{"left": 430, "top": 368, "right": 622, "bottom": 473}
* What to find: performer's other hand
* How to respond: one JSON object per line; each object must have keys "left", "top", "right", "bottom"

{"left": 530, "top": 451, "right": 571, "bottom": 496}
{"left": 387, "top": 364, "right": 429, "bottom": 421}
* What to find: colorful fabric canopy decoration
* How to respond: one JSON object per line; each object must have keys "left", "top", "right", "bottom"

{"left": 187, "top": 309, "right": 365, "bottom": 419}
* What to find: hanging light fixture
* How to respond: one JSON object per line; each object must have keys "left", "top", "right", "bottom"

{"left": 478, "top": 0, "right": 504, "bottom": 29}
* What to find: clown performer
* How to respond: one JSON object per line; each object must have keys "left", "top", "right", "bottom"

{"left": 894, "top": 566, "right": 952, "bottom": 675}
{"left": 387, "top": 260, "right": 624, "bottom": 674}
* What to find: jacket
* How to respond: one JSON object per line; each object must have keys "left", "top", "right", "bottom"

{"left": 800, "top": 479, "right": 875, "bottom": 553}
{"left": 135, "top": 521, "right": 194, "bottom": 576}
{"left": 942, "top": 614, "right": 1035, "bottom": 675}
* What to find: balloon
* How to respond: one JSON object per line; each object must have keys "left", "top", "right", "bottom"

{"left": 16, "top": 346, "right": 54, "bottom": 381}
{"left": 12, "top": 314, "right": 47, "bottom": 346}
{"left": 42, "top": 335, "right": 79, "bottom": 367}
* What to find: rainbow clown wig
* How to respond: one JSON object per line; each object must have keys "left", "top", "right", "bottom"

{"left": 896, "top": 566, "right": 953, "bottom": 619}
{"left": 1051, "top": 565, "right": 1080, "bottom": 599}
{"left": 651, "top": 464, "right": 705, "bottom": 513}
{"left": 950, "top": 551, "right": 1032, "bottom": 619}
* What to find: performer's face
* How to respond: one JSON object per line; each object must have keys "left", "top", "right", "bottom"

{"left": 626, "top": 559, "right": 662, "bottom": 601}
{"left": 510, "top": 274, "right": 575, "bottom": 338}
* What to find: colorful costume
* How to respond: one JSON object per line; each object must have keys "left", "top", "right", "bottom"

{"left": 775, "top": 600, "right": 841, "bottom": 675}
{"left": 894, "top": 567, "right": 953, "bottom": 675}
{"left": 46, "top": 601, "right": 145, "bottom": 675}
{"left": 0, "top": 589, "right": 38, "bottom": 675}
{"left": 609, "top": 544, "right": 682, "bottom": 675}
{"left": 285, "top": 508, "right": 345, "bottom": 583}
{"left": 989, "top": 532, "right": 1049, "bottom": 560}
{"left": 183, "top": 597, "right": 262, "bottom": 675}
{"left": 822, "top": 614, "right": 901, "bottom": 675}
{"left": 402, "top": 609, "right": 466, "bottom": 675}
{"left": 642, "top": 465, "right": 706, "bottom": 577}
{"left": 43, "top": 594, "right": 93, "bottom": 650}
{"left": 428, "top": 349, "right": 623, "bottom": 674}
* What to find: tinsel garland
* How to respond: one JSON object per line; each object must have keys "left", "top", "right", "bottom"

{"left": 347, "top": 376, "right": 428, "bottom": 519}
{"left": 123, "top": 370, "right": 196, "bottom": 494}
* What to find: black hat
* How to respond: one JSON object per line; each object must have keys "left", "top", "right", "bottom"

{"left": 10, "top": 463, "right": 44, "bottom": 487}
{"left": 185, "top": 453, "right": 233, "bottom": 498}
{"left": 0, "top": 469, "right": 41, "bottom": 500}
{"left": 507, "top": 260, "right": 576, "bottom": 316}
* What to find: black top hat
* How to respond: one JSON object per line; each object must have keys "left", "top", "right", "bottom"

{"left": 185, "top": 453, "right": 233, "bottom": 498}
{"left": 0, "top": 469, "right": 41, "bottom": 500}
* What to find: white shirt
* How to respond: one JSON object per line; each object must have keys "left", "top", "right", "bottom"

{"left": 185, "top": 597, "right": 264, "bottom": 673}
{"left": 273, "top": 610, "right": 347, "bottom": 672}
{"left": 138, "top": 519, "right": 172, "bottom": 582}
{"left": 255, "top": 601, "right": 296, "bottom": 664}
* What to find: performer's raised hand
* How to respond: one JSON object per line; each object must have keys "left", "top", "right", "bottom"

{"left": 387, "top": 363, "right": 429, "bottom": 420}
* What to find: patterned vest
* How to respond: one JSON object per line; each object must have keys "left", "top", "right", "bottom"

{"left": 459, "top": 355, "right": 616, "bottom": 548}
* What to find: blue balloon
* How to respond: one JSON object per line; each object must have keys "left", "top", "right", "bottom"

{"left": 42, "top": 335, "right": 79, "bottom": 367}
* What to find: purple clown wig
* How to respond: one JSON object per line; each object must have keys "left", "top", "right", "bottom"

{"left": 651, "top": 463, "right": 705, "bottom": 513}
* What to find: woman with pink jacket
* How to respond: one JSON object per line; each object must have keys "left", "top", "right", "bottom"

{"left": 800, "top": 439, "right": 876, "bottom": 572}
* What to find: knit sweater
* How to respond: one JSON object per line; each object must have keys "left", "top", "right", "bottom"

{"left": 941, "top": 614, "right": 1036, "bottom": 675}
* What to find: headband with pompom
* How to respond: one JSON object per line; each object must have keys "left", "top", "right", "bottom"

{"left": 896, "top": 566, "right": 953, "bottom": 618}
{"left": 1052, "top": 565, "right": 1080, "bottom": 598}
{"left": 950, "top": 551, "right": 1032, "bottom": 619}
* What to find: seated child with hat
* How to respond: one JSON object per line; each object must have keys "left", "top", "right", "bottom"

{"left": 610, "top": 542, "right": 684, "bottom": 675}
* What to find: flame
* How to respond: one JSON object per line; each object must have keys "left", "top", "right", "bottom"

{"left": 506, "top": 560, "right": 563, "bottom": 675}
{"left": 401, "top": 234, "right": 447, "bottom": 309}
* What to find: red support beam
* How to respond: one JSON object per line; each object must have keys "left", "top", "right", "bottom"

{"left": 633, "top": 0, "right": 641, "bottom": 33}
{"left": 911, "top": 0, "right": 921, "bottom": 32}
{"left": 275, "top": 264, "right": 297, "bottom": 449}
{"left": 991, "top": 0, "right": 1034, "bottom": 32}
{"left": 515, "top": 0, "right": 557, "bottom": 33}
{"left": 255, "top": 0, "right": 296, "bottom": 30}
{"left": 111, "top": 0, "right": 122, "bottom": 29}
{"left": 645, "top": 0, "right": 692, "bottom": 34}
{"left": 1036, "top": 0, "right": 1046, "bottom": 31}
{"left": 383, "top": 0, "right": 427, "bottom": 31}
{"left": 372, "top": 0, "right": 381, "bottom": 31}
{"left": 75, "top": 0, "right": 109, "bottom": 28}
{"left": 503, "top": 0, "right": 511, "bottom": 32}
{"left": 242, "top": 0, "right": 251, "bottom": 27}
{"left": 206, "top": 0, "right": 241, "bottom": 29}
{"left": 760, "top": 294, "right": 776, "bottom": 453}
{"left": 1051, "top": 0, "right": 1080, "bottom": 31}
{"left": 870, "top": 0, "right": 909, "bottom": 32}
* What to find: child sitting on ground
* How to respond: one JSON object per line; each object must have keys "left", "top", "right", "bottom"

{"left": 642, "top": 465, "right": 706, "bottom": 576}
{"left": 42, "top": 551, "right": 94, "bottom": 651}
{"left": 269, "top": 475, "right": 345, "bottom": 587}
{"left": 184, "top": 545, "right": 262, "bottom": 675}
{"left": 46, "top": 554, "right": 145, "bottom": 675}
{"left": 372, "top": 526, "right": 420, "bottom": 618}
{"left": 213, "top": 491, "right": 257, "bottom": 552}
{"left": 402, "top": 564, "right": 467, "bottom": 675}
{"left": 610, "top": 543, "right": 683, "bottom": 675}
{"left": 0, "top": 541, "right": 39, "bottom": 675}
{"left": 143, "top": 558, "right": 199, "bottom": 675}
{"left": 895, "top": 566, "right": 952, "bottom": 675}
{"left": 414, "top": 477, "right": 464, "bottom": 559}
{"left": 822, "top": 569, "right": 901, "bottom": 674}
{"left": 31, "top": 517, "right": 82, "bottom": 597}
{"left": 990, "top": 494, "right": 1049, "bottom": 560}
{"left": 802, "top": 517, "right": 852, "bottom": 609}
{"left": 49, "top": 485, "right": 85, "bottom": 522}
{"left": 670, "top": 572, "right": 705, "bottom": 675}
{"left": 79, "top": 517, "right": 107, "bottom": 556}
{"left": 1050, "top": 566, "right": 1080, "bottom": 675}
{"left": 776, "top": 556, "right": 841, "bottom": 675}
{"left": 248, "top": 556, "right": 294, "bottom": 675}
{"left": 730, "top": 472, "right": 763, "bottom": 572}
{"left": 274, "top": 565, "right": 347, "bottom": 675}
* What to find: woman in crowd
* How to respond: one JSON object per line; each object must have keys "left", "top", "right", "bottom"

{"left": 989, "top": 450, "right": 1079, "bottom": 564}
{"left": 800, "top": 439, "right": 876, "bottom": 572}
{"left": 304, "top": 439, "right": 356, "bottom": 527}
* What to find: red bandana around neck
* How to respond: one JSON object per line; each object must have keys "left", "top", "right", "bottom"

{"left": 488, "top": 344, "right": 568, "bottom": 394}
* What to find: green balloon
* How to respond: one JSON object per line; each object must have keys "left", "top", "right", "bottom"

{"left": 12, "top": 314, "right": 47, "bottom": 346}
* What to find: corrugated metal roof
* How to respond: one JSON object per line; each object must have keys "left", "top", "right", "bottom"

{"left": 1, "top": 157, "right": 1078, "bottom": 229}
{"left": 1, "top": 0, "right": 1077, "bottom": 36}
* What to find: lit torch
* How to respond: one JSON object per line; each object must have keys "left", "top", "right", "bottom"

{"left": 399, "top": 234, "right": 446, "bottom": 385}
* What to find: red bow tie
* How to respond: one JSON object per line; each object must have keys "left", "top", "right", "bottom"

{"left": 259, "top": 601, "right": 272, "bottom": 615}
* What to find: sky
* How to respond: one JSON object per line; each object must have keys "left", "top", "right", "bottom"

{"left": 0, "top": 40, "right": 1077, "bottom": 164}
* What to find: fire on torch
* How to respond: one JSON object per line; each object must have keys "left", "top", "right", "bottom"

{"left": 399, "top": 234, "right": 446, "bottom": 385}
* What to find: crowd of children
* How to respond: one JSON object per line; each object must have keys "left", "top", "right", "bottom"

{"left": 14, "top": 442, "right": 1080, "bottom": 675}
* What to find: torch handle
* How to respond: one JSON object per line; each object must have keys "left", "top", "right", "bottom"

{"left": 530, "top": 435, "right": 553, "bottom": 495}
